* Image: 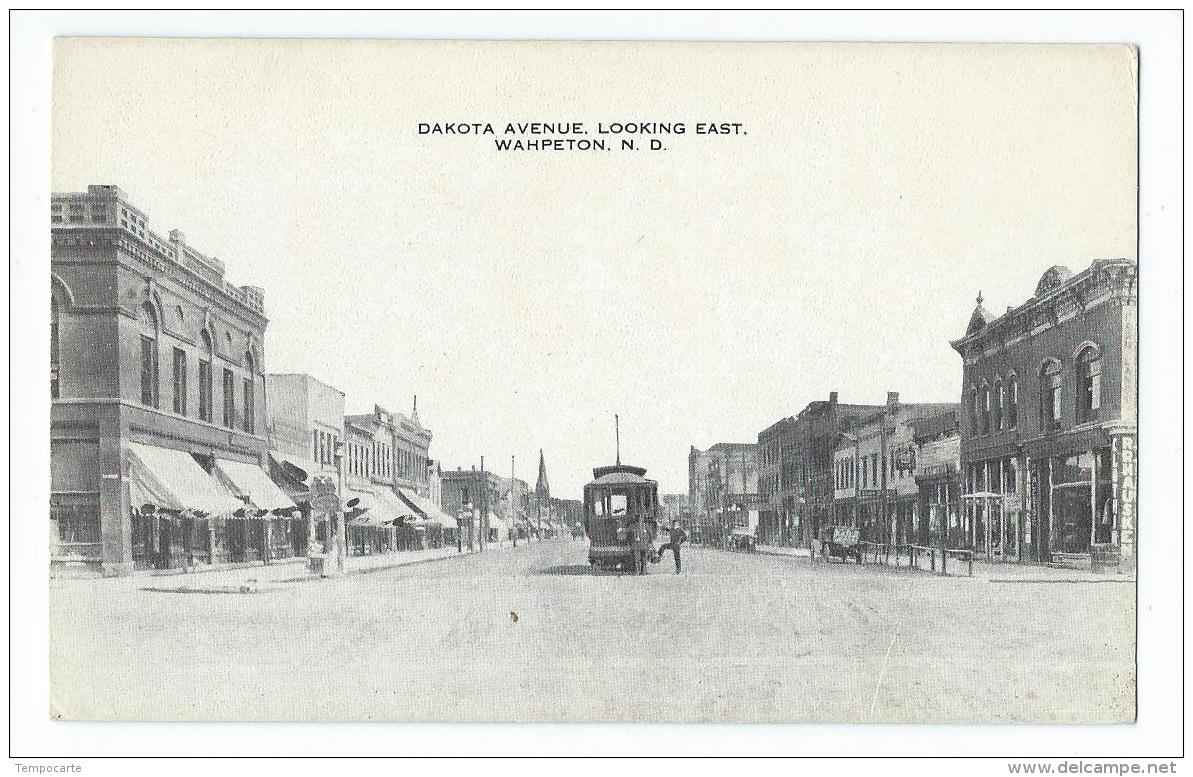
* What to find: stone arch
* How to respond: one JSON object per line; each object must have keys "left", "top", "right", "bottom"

{"left": 50, "top": 272, "right": 76, "bottom": 309}
{"left": 1072, "top": 340, "right": 1102, "bottom": 362}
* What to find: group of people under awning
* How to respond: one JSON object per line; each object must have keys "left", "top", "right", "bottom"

{"left": 126, "top": 441, "right": 464, "bottom": 571}
{"left": 126, "top": 443, "right": 300, "bottom": 571}
{"left": 342, "top": 486, "right": 437, "bottom": 556}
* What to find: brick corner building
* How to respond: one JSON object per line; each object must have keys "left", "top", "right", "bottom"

{"left": 51, "top": 185, "right": 277, "bottom": 576}
{"left": 950, "top": 258, "right": 1137, "bottom": 569}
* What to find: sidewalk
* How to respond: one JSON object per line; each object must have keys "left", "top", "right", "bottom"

{"left": 755, "top": 543, "right": 1133, "bottom": 583}
{"left": 756, "top": 544, "right": 812, "bottom": 560}
{"left": 855, "top": 547, "right": 1134, "bottom": 583}
{"left": 63, "top": 544, "right": 498, "bottom": 594}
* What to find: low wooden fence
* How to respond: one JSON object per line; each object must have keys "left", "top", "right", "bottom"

{"left": 856, "top": 541, "right": 973, "bottom": 577}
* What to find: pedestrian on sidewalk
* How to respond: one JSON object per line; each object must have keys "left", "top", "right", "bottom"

{"left": 656, "top": 520, "right": 687, "bottom": 574}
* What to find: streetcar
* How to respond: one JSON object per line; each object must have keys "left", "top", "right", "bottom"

{"left": 582, "top": 462, "right": 660, "bottom": 572}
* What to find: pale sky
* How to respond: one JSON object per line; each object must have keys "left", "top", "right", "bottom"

{"left": 52, "top": 39, "right": 1137, "bottom": 497}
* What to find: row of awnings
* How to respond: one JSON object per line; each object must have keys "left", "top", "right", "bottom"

{"left": 128, "top": 442, "right": 465, "bottom": 530}
{"left": 127, "top": 443, "right": 297, "bottom": 519}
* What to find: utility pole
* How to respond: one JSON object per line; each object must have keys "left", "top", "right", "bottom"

{"left": 511, "top": 455, "right": 517, "bottom": 548}
{"left": 334, "top": 442, "right": 347, "bottom": 575}
{"left": 480, "top": 456, "right": 487, "bottom": 551}
{"left": 880, "top": 405, "right": 889, "bottom": 564}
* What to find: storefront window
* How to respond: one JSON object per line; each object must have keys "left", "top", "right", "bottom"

{"left": 1048, "top": 451, "right": 1112, "bottom": 554}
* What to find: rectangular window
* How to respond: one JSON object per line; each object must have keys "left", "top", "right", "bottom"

{"left": 140, "top": 335, "right": 158, "bottom": 407}
{"left": 198, "top": 360, "right": 212, "bottom": 421}
{"left": 172, "top": 348, "right": 187, "bottom": 415}
{"left": 222, "top": 368, "right": 235, "bottom": 428}
{"left": 243, "top": 377, "right": 254, "bottom": 433}
{"left": 1049, "top": 374, "right": 1062, "bottom": 422}
{"left": 1009, "top": 381, "right": 1018, "bottom": 429}
{"left": 1080, "top": 360, "right": 1103, "bottom": 419}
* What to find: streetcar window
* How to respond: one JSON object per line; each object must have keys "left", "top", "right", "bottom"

{"left": 610, "top": 493, "right": 628, "bottom": 516}
{"left": 590, "top": 493, "right": 605, "bottom": 516}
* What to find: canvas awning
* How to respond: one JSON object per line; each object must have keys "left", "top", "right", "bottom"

{"left": 127, "top": 443, "right": 243, "bottom": 516}
{"left": 350, "top": 488, "right": 416, "bottom": 527}
{"left": 396, "top": 487, "right": 454, "bottom": 526}
{"left": 267, "top": 454, "right": 310, "bottom": 501}
{"left": 342, "top": 486, "right": 375, "bottom": 524}
{"left": 214, "top": 458, "right": 298, "bottom": 512}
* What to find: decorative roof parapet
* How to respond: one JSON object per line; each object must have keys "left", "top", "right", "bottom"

{"left": 950, "top": 257, "right": 1136, "bottom": 357}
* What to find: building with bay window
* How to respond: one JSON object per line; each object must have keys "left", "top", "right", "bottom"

{"left": 51, "top": 185, "right": 289, "bottom": 576}
{"left": 950, "top": 259, "right": 1137, "bottom": 569}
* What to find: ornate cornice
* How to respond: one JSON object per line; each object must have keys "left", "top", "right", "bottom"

{"left": 951, "top": 258, "right": 1136, "bottom": 359}
{"left": 52, "top": 227, "right": 268, "bottom": 327}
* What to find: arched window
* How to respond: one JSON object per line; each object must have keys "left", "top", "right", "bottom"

{"left": 242, "top": 350, "right": 256, "bottom": 434}
{"left": 969, "top": 387, "right": 979, "bottom": 436}
{"left": 993, "top": 379, "right": 1004, "bottom": 431}
{"left": 1008, "top": 375, "right": 1019, "bottom": 429}
{"left": 1076, "top": 346, "right": 1102, "bottom": 423}
{"left": 138, "top": 303, "right": 159, "bottom": 408}
{"left": 198, "top": 330, "right": 214, "bottom": 422}
{"left": 1040, "top": 360, "right": 1062, "bottom": 430}
{"left": 51, "top": 295, "right": 60, "bottom": 399}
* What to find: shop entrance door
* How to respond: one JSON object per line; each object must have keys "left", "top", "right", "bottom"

{"left": 1052, "top": 484, "right": 1093, "bottom": 555}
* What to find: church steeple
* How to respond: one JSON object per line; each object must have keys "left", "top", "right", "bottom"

{"left": 535, "top": 449, "right": 550, "bottom": 499}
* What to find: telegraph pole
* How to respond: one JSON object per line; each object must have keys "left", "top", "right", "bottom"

{"left": 334, "top": 442, "right": 347, "bottom": 575}
{"left": 480, "top": 455, "right": 487, "bottom": 551}
{"left": 880, "top": 406, "right": 889, "bottom": 563}
{"left": 511, "top": 455, "right": 517, "bottom": 548}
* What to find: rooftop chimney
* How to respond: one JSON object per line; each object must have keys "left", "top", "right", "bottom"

{"left": 169, "top": 229, "right": 185, "bottom": 244}
{"left": 887, "top": 391, "right": 900, "bottom": 408}
{"left": 829, "top": 391, "right": 839, "bottom": 405}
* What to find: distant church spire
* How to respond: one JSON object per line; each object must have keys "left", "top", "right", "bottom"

{"left": 535, "top": 449, "right": 550, "bottom": 499}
